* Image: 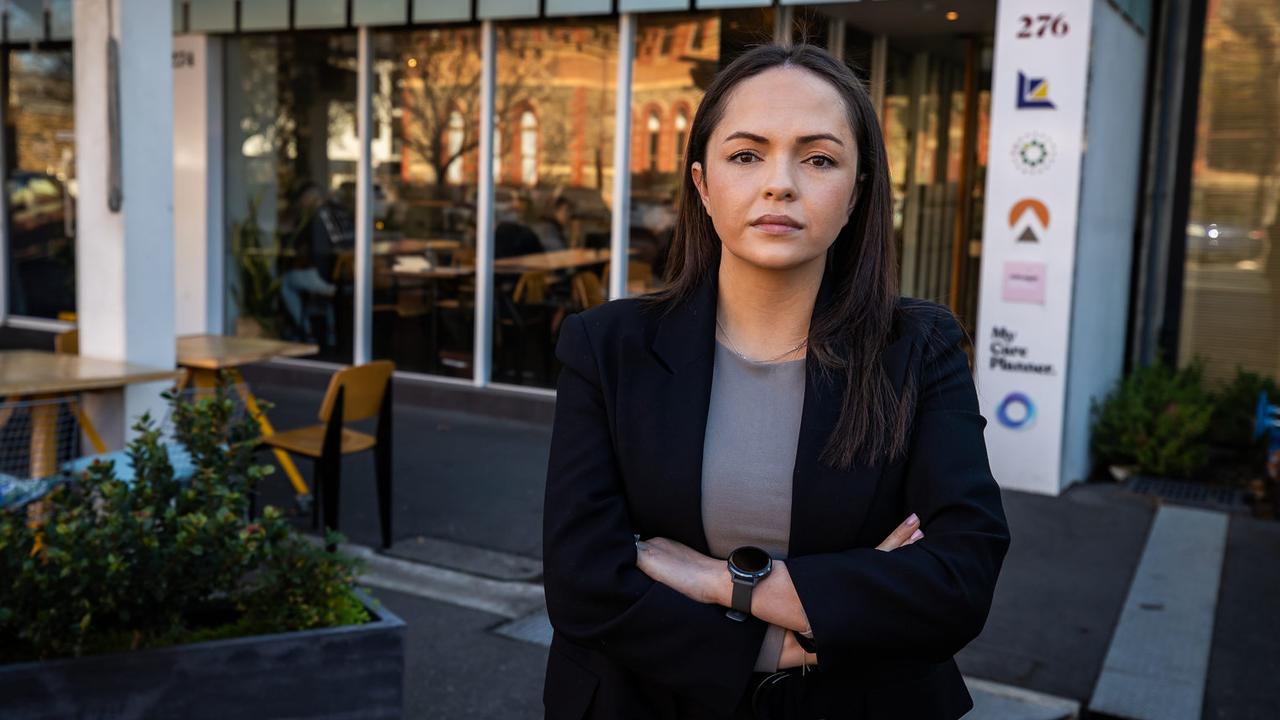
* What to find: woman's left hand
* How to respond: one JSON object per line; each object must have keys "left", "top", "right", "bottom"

{"left": 635, "top": 536, "right": 726, "bottom": 606}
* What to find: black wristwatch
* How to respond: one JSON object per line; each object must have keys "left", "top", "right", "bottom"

{"left": 725, "top": 546, "right": 773, "bottom": 622}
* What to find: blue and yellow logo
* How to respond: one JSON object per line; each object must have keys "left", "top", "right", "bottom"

{"left": 1017, "top": 71, "right": 1055, "bottom": 109}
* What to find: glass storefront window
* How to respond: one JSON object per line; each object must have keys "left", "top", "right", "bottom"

{"left": 1178, "top": 0, "right": 1280, "bottom": 386}
{"left": 627, "top": 9, "right": 774, "bottom": 296}
{"left": 224, "top": 32, "right": 357, "bottom": 364}
{"left": 370, "top": 27, "right": 480, "bottom": 377}
{"left": 5, "top": 49, "right": 76, "bottom": 320}
{"left": 882, "top": 38, "right": 986, "bottom": 321}
{"left": 490, "top": 20, "right": 618, "bottom": 388}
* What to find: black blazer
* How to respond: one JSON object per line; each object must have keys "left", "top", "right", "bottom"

{"left": 542, "top": 270, "right": 1010, "bottom": 720}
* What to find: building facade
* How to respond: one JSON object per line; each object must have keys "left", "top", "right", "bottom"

{"left": 0, "top": 0, "right": 1271, "bottom": 495}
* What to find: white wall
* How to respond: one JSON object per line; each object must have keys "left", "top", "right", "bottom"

{"left": 74, "top": 0, "right": 175, "bottom": 444}
{"left": 173, "top": 34, "right": 224, "bottom": 336}
{"left": 1060, "top": 1, "right": 1150, "bottom": 486}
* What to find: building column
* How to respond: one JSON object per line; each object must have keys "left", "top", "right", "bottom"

{"left": 173, "top": 34, "right": 224, "bottom": 336}
{"left": 74, "top": 0, "right": 175, "bottom": 445}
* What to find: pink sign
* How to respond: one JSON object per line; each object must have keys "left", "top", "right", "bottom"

{"left": 1002, "top": 261, "right": 1047, "bottom": 304}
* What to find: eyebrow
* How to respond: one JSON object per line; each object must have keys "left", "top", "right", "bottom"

{"left": 722, "top": 131, "right": 845, "bottom": 147}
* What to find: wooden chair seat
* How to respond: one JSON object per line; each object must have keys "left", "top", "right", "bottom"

{"left": 263, "top": 425, "right": 376, "bottom": 458}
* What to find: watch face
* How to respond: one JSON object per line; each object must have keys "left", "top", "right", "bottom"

{"left": 729, "top": 546, "right": 771, "bottom": 575}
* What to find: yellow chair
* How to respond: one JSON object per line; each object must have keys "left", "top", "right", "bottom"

{"left": 571, "top": 271, "right": 606, "bottom": 309}
{"left": 263, "top": 360, "right": 396, "bottom": 549}
{"left": 513, "top": 271, "right": 549, "bottom": 304}
{"left": 53, "top": 329, "right": 78, "bottom": 355}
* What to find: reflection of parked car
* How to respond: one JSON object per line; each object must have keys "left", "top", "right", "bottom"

{"left": 7, "top": 171, "right": 71, "bottom": 257}
{"left": 1186, "top": 221, "right": 1266, "bottom": 264}
{"left": 7, "top": 171, "right": 75, "bottom": 317}
{"left": 553, "top": 186, "right": 612, "bottom": 228}
{"left": 630, "top": 198, "right": 676, "bottom": 235}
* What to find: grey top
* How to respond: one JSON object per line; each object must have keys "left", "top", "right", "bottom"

{"left": 701, "top": 339, "right": 807, "bottom": 672}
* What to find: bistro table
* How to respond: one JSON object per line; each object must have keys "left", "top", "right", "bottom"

{"left": 176, "top": 335, "right": 319, "bottom": 499}
{"left": 374, "top": 237, "right": 462, "bottom": 256}
{"left": 493, "top": 247, "right": 615, "bottom": 275}
{"left": 0, "top": 350, "right": 182, "bottom": 478}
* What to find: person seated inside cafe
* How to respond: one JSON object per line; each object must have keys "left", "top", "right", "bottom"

{"left": 532, "top": 196, "right": 574, "bottom": 252}
{"left": 279, "top": 182, "right": 353, "bottom": 346}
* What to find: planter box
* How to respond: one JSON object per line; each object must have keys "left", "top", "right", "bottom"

{"left": 0, "top": 593, "right": 404, "bottom": 720}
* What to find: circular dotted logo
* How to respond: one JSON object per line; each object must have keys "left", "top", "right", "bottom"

{"left": 997, "top": 392, "right": 1037, "bottom": 430}
{"left": 1011, "top": 133, "right": 1056, "bottom": 174}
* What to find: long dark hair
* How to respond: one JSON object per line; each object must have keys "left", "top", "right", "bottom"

{"left": 649, "top": 43, "right": 913, "bottom": 470}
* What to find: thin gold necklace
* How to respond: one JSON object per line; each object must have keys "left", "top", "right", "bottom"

{"left": 715, "top": 317, "right": 808, "bottom": 364}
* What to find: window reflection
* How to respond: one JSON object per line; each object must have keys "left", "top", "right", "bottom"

{"left": 627, "top": 10, "right": 773, "bottom": 295}
{"left": 5, "top": 49, "right": 76, "bottom": 320}
{"left": 224, "top": 33, "right": 357, "bottom": 363}
{"left": 490, "top": 20, "right": 618, "bottom": 388}
{"left": 368, "top": 27, "right": 480, "bottom": 377}
{"left": 1178, "top": 0, "right": 1280, "bottom": 385}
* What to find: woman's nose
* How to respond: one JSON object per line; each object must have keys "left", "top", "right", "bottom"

{"left": 762, "top": 160, "right": 797, "bottom": 201}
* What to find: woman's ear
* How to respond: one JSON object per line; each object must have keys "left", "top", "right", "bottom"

{"left": 691, "top": 161, "right": 710, "bottom": 211}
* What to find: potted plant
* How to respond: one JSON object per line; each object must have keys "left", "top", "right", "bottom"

{"left": 0, "top": 382, "right": 404, "bottom": 719}
{"left": 1090, "top": 361, "right": 1215, "bottom": 481}
{"left": 231, "top": 196, "right": 282, "bottom": 338}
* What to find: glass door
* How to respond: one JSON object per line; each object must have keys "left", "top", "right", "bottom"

{"left": 880, "top": 37, "right": 989, "bottom": 330}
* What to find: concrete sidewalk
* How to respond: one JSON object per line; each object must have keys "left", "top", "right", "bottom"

{"left": 247, "top": 367, "right": 1280, "bottom": 719}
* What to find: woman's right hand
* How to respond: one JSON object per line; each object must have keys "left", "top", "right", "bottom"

{"left": 876, "top": 513, "right": 924, "bottom": 552}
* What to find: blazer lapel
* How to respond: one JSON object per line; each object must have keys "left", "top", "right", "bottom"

{"left": 650, "top": 276, "right": 718, "bottom": 556}
{"left": 787, "top": 284, "right": 918, "bottom": 557}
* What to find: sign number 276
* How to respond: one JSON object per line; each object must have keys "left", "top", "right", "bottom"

{"left": 1017, "top": 14, "right": 1070, "bottom": 38}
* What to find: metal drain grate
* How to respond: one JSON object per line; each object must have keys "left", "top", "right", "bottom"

{"left": 1125, "top": 476, "right": 1250, "bottom": 514}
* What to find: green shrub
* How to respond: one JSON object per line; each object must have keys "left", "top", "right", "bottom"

{"left": 1091, "top": 361, "right": 1215, "bottom": 479}
{"left": 0, "top": 380, "right": 369, "bottom": 663}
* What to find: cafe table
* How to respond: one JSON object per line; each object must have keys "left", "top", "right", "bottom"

{"left": 492, "top": 247, "right": 614, "bottom": 275}
{"left": 175, "top": 335, "right": 319, "bottom": 499}
{"left": 0, "top": 350, "right": 182, "bottom": 478}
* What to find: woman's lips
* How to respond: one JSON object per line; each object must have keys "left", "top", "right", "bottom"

{"left": 751, "top": 223, "right": 803, "bottom": 235}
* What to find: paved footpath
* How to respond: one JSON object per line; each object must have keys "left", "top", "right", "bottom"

{"left": 250, "top": 370, "right": 1280, "bottom": 719}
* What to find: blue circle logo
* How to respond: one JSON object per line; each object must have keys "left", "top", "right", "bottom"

{"left": 997, "top": 392, "right": 1036, "bottom": 430}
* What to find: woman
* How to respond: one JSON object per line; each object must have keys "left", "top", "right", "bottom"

{"left": 543, "top": 44, "right": 1009, "bottom": 720}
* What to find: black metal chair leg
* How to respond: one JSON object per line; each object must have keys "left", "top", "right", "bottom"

{"left": 311, "top": 460, "right": 321, "bottom": 530}
{"left": 375, "top": 380, "right": 394, "bottom": 550}
{"left": 321, "top": 388, "right": 345, "bottom": 553}
{"left": 321, "top": 455, "right": 341, "bottom": 552}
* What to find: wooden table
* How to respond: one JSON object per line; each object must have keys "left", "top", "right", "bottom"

{"left": 176, "top": 335, "right": 319, "bottom": 373}
{"left": 387, "top": 264, "right": 475, "bottom": 280}
{"left": 493, "top": 248, "right": 614, "bottom": 274}
{"left": 176, "top": 335, "right": 319, "bottom": 499}
{"left": 374, "top": 238, "right": 462, "bottom": 256}
{"left": 0, "top": 351, "right": 182, "bottom": 478}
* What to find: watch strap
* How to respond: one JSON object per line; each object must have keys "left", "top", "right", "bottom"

{"left": 730, "top": 576, "right": 754, "bottom": 616}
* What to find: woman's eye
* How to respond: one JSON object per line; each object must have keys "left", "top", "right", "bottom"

{"left": 728, "top": 152, "right": 836, "bottom": 167}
